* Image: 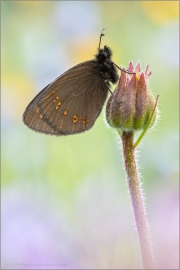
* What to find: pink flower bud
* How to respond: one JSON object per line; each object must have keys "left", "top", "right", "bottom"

{"left": 106, "top": 62, "right": 157, "bottom": 132}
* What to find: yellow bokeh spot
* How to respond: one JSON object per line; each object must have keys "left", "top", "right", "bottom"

{"left": 68, "top": 36, "right": 98, "bottom": 65}
{"left": 140, "top": 1, "right": 179, "bottom": 25}
{"left": 2, "top": 73, "right": 34, "bottom": 121}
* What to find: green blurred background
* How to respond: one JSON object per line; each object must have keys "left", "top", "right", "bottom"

{"left": 1, "top": 1, "right": 179, "bottom": 269}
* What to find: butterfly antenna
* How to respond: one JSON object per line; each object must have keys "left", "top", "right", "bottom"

{"left": 112, "top": 61, "right": 135, "bottom": 74}
{"left": 99, "top": 28, "right": 105, "bottom": 50}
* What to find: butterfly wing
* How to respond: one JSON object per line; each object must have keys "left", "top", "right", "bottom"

{"left": 23, "top": 61, "right": 109, "bottom": 135}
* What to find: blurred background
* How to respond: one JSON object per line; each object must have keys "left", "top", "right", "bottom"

{"left": 1, "top": 1, "right": 179, "bottom": 269}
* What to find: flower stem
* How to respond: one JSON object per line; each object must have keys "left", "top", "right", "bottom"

{"left": 121, "top": 131, "right": 154, "bottom": 269}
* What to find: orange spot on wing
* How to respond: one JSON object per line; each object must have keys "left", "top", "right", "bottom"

{"left": 63, "top": 110, "right": 67, "bottom": 117}
{"left": 73, "top": 115, "right": 78, "bottom": 123}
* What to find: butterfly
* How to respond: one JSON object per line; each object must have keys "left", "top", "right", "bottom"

{"left": 22, "top": 29, "right": 119, "bottom": 136}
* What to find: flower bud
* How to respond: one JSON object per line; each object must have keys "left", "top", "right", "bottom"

{"left": 106, "top": 62, "right": 157, "bottom": 132}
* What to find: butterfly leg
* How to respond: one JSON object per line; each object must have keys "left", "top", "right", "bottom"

{"left": 104, "top": 81, "right": 113, "bottom": 95}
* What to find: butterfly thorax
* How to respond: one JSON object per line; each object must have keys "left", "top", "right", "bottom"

{"left": 94, "top": 45, "right": 119, "bottom": 85}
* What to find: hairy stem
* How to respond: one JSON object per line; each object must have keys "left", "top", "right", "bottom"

{"left": 121, "top": 131, "right": 154, "bottom": 269}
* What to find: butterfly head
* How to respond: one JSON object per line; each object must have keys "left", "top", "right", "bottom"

{"left": 96, "top": 45, "right": 113, "bottom": 61}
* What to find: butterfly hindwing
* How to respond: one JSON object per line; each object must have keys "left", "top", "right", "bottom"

{"left": 23, "top": 60, "right": 109, "bottom": 135}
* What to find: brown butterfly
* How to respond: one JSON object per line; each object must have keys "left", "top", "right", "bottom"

{"left": 22, "top": 29, "right": 119, "bottom": 135}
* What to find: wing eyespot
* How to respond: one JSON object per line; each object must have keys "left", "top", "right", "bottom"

{"left": 53, "top": 96, "right": 59, "bottom": 103}
{"left": 63, "top": 110, "right": 68, "bottom": 117}
{"left": 36, "top": 107, "right": 40, "bottom": 113}
{"left": 82, "top": 117, "right": 87, "bottom": 124}
{"left": 43, "top": 90, "right": 56, "bottom": 101}
{"left": 56, "top": 102, "right": 61, "bottom": 110}
{"left": 72, "top": 115, "right": 78, "bottom": 123}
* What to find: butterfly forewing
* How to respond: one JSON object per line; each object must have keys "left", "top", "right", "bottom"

{"left": 23, "top": 60, "right": 109, "bottom": 135}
